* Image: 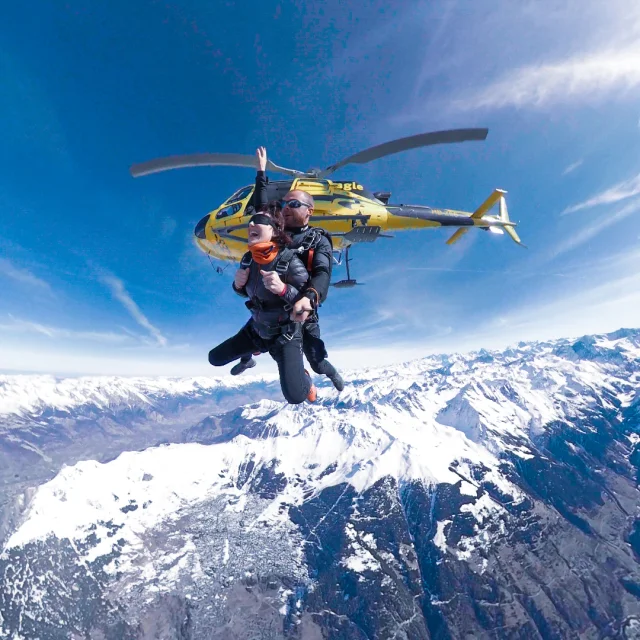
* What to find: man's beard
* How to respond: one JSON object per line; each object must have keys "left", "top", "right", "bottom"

{"left": 284, "top": 210, "right": 307, "bottom": 228}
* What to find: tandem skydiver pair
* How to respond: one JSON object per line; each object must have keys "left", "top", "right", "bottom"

{"left": 208, "top": 147, "right": 344, "bottom": 405}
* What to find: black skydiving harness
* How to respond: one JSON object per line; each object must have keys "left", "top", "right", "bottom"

{"left": 241, "top": 246, "right": 299, "bottom": 341}
{"left": 240, "top": 246, "right": 298, "bottom": 281}
{"left": 240, "top": 228, "right": 332, "bottom": 342}
{"left": 240, "top": 228, "right": 332, "bottom": 282}
{"left": 253, "top": 319, "right": 303, "bottom": 344}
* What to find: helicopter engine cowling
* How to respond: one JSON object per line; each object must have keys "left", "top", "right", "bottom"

{"left": 373, "top": 191, "right": 391, "bottom": 204}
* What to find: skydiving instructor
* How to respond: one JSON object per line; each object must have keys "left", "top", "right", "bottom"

{"left": 231, "top": 147, "right": 344, "bottom": 392}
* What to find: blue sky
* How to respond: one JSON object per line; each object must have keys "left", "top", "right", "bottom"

{"left": 1, "top": 0, "right": 640, "bottom": 376}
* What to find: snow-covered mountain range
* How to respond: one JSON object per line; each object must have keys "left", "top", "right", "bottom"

{"left": 1, "top": 329, "right": 640, "bottom": 639}
{"left": 0, "top": 374, "right": 282, "bottom": 546}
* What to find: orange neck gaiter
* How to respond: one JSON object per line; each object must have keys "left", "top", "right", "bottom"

{"left": 249, "top": 242, "right": 279, "bottom": 265}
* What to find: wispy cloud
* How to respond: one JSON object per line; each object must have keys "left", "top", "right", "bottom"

{"left": 469, "top": 248, "right": 640, "bottom": 347}
{"left": 406, "top": 266, "right": 580, "bottom": 279}
{"left": 550, "top": 198, "right": 640, "bottom": 260}
{"left": 390, "top": 0, "right": 640, "bottom": 127}
{"left": 0, "top": 315, "right": 131, "bottom": 344}
{"left": 352, "top": 246, "right": 640, "bottom": 362}
{"left": 100, "top": 274, "right": 168, "bottom": 347}
{"left": 453, "top": 46, "right": 640, "bottom": 111}
{"left": 562, "top": 171, "right": 640, "bottom": 213}
{"left": 161, "top": 216, "right": 177, "bottom": 238}
{"left": 562, "top": 160, "right": 583, "bottom": 176}
{"left": 0, "top": 258, "right": 52, "bottom": 293}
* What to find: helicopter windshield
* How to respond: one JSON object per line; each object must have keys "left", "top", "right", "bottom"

{"left": 225, "top": 185, "right": 253, "bottom": 203}
{"left": 216, "top": 202, "right": 242, "bottom": 220}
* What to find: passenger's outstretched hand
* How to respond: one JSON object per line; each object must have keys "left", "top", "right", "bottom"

{"left": 234, "top": 268, "right": 250, "bottom": 289}
{"left": 256, "top": 147, "right": 267, "bottom": 172}
{"left": 260, "top": 269, "right": 286, "bottom": 295}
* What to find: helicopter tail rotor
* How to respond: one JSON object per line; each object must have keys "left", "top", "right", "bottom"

{"left": 497, "top": 194, "right": 524, "bottom": 246}
{"left": 445, "top": 189, "right": 525, "bottom": 247}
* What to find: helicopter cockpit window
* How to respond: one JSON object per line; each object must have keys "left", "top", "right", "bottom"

{"left": 216, "top": 202, "right": 242, "bottom": 219}
{"left": 194, "top": 214, "right": 209, "bottom": 238}
{"left": 226, "top": 185, "right": 253, "bottom": 204}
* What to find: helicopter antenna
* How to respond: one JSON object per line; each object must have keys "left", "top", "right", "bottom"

{"left": 207, "top": 253, "right": 229, "bottom": 276}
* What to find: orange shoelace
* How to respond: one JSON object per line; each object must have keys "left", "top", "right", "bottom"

{"left": 249, "top": 242, "right": 279, "bottom": 265}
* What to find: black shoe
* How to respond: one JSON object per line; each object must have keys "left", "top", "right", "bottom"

{"left": 230, "top": 358, "right": 256, "bottom": 376}
{"left": 328, "top": 371, "right": 344, "bottom": 392}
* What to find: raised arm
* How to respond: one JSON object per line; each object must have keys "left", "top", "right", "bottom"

{"left": 251, "top": 146, "right": 269, "bottom": 212}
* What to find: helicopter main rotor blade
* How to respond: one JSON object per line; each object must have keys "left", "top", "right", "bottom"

{"left": 130, "top": 153, "right": 305, "bottom": 178}
{"left": 317, "top": 128, "right": 489, "bottom": 178}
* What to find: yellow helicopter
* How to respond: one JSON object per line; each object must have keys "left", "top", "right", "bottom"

{"left": 130, "top": 128, "right": 523, "bottom": 287}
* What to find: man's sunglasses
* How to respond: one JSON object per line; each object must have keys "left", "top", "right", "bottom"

{"left": 279, "top": 199, "right": 311, "bottom": 210}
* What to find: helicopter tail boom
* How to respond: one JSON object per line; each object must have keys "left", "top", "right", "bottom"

{"left": 445, "top": 189, "right": 524, "bottom": 247}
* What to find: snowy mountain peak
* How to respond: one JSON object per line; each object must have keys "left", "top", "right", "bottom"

{"left": 2, "top": 327, "right": 640, "bottom": 638}
{"left": 0, "top": 373, "right": 278, "bottom": 419}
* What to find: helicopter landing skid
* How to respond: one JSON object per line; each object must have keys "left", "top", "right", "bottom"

{"left": 331, "top": 245, "right": 363, "bottom": 288}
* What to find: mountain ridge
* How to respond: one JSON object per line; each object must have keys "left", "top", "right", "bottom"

{"left": 1, "top": 327, "right": 640, "bottom": 638}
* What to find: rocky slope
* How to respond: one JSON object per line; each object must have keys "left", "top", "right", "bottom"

{"left": 1, "top": 329, "right": 640, "bottom": 639}
{"left": 0, "top": 374, "right": 281, "bottom": 544}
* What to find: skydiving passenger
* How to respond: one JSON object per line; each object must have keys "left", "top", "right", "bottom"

{"left": 208, "top": 206, "right": 316, "bottom": 404}
{"left": 230, "top": 147, "right": 344, "bottom": 392}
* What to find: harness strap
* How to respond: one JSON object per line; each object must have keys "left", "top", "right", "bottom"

{"left": 291, "top": 228, "right": 321, "bottom": 253}
{"left": 306, "top": 248, "right": 315, "bottom": 272}
{"left": 254, "top": 321, "right": 298, "bottom": 339}
{"left": 275, "top": 248, "right": 295, "bottom": 278}
{"left": 241, "top": 249, "right": 292, "bottom": 278}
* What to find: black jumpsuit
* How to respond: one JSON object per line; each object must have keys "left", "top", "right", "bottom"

{"left": 208, "top": 249, "right": 312, "bottom": 404}
{"left": 250, "top": 171, "right": 339, "bottom": 381}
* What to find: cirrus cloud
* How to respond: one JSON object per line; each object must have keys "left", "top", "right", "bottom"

{"left": 562, "top": 172, "right": 640, "bottom": 214}
{"left": 453, "top": 47, "right": 640, "bottom": 111}
{"left": 0, "top": 258, "right": 53, "bottom": 293}
{"left": 100, "top": 274, "right": 168, "bottom": 347}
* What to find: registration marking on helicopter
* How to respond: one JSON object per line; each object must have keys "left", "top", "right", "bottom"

{"left": 331, "top": 182, "right": 364, "bottom": 191}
